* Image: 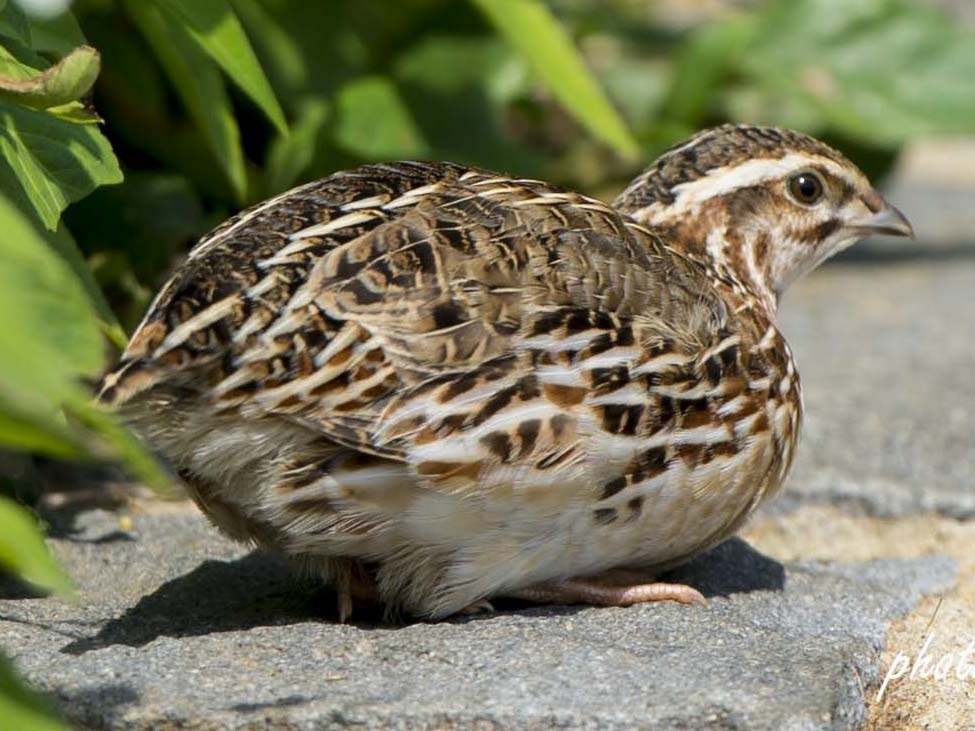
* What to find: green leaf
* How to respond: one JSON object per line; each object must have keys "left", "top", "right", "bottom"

{"left": 24, "top": 10, "right": 86, "bottom": 55}
{"left": 230, "top": 0, "right": 307, "bottom": 97}
{"left": 0, "top": 653, "right": 65, "bottom": 731}
{"left": 125, "top": 0, "right": 247, "bottom": 201}
{"left": 0, "top": 402, "right": 82, "bottom": 457}
{"left": 662, "top": 15, "right": 755, "bottom": 127}
{"left": 151, "top": 0, "right": 287, "bottom": 134}
{"left": 470, "top": 0, "right": 638, "bottom": 159}
{"left": 266, "top": 98, "right": 327, "bottom": 193}
{"left": 395, "top": 34, "right": 513, "bottom": 96}
{"left": 43, "top": 100, "right": 100, "bottom": 124}
{"left": 0, "top": 98, "right": 122, "bottom": 230}
{"left": 0, "top": 1, "right": 31, "bottom": 46}
{"left": 0, "top": 192, "right": 170, "bottom": 485}
{"left": 43, "top": 223, "right": 122, "bottom": 337}
{"left": 0, "top": 44, "right": 99, "bottom": 109}
{"left": 0, "top": 191, "right": 103, "bottom": 397}
{"left": 335, "top": 75, "right": 428, "bottom": 160}
{"left": 738, "top": 0, "right": 975, "bottom": 145}
{"left": 0, "top": 496, "right": 71, "bottom": 594}
{"left": 66, "top": 397, "right": 173, "bottom": 493}
{"left": 392, "top": 35, "right": 545, "bottom": 175}
{"left": 0, "top": 190, "right": 100, "bottom": 456}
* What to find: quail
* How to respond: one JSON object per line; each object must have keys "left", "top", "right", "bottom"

{"left": 99, "top": 124, "right": 913, "bottom": 620}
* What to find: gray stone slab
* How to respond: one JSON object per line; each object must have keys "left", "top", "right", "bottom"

{"left": 776, "top": 255, "right": 975, "bottom": 519}
{"left": 0, "top": 508, "right": 954, "bottom": 731}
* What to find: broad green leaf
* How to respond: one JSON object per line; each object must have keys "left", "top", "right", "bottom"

{"left": 125, "top": 0, "right": 247, "bottom": 201}
{"left": 231, "top": 0, "right": 307, "bottom": 96}
{"left": 470, "top": 0, "right": 638, "bottom": 159}
{"left": 0, "top": 39, "right": 45, "bottom": 81}
{"left": 0, "top": 496, "right": 70, "bottom": 594}
{"left": 0, "top": 653, "right": 64, "bottom": 731}
{"left": 0, "top": 404, "right": 83, "bottom": 457}
{"left": 0, "top": 98, "right": 121, "bottom": 229}
{"left": 266, "top": 98, "right": 327, "bottom": 193}
{"left": 81, "top": 16, "right": 237, "bottom": 200}
{"left": 738, "top": 0, "right": 975, "bottom": 145}
{"left": 66, "top": 396, "right": 173, "bottom": 493}
{"left": 0, "top": 192, "right": 98, "bottom": 354}
{"left": 0, "top": 44, "right": 99, "bottom": 109}
{"left": 43, "top": 223, "right": 122, "bottom": 338}
{"left": 0, "top": 0, "right": 30, "bottom": 46}
{"left": 0, "top": 192, "right": 169, "bottom": 485}
{"left": 24, "top": 9, "right": 86, "bottom": 55}
{"left": 151, "top": 0, "right": 287, "bottom": 134}
{"left": 43, "top": 100, "right": 99, "bottom": 123}
{"left": 0, "top": 190, "right": 99, "bottom": 456}
{"left": 335, "top": 76, "right": 428, "bottom": 160}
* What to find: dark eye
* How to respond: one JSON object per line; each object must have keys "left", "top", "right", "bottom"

{"left": 788, "top": 172, "right": 824, "bottom": 205}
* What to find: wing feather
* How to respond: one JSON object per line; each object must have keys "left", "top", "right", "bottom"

{"left": 100, "top": 162, "right": 730, "bottom": 490}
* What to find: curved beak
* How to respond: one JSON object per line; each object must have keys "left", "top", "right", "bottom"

{"left": 850, "top": 195, "right": 915, "bottom": 239}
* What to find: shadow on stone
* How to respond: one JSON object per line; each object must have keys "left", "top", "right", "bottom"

{"left": 59, "top": 538, "right": 783, "bottom": 655}
{"left": 486, "top": 537, "right": 784, "bottom": 617}
{"left": 230, "top": 695, "right": 312, "bottom": 713}
{"left": 60, "top": 551, "right": 342, "bottom": 655}
{"left": 52, "top": 683, "right": 140, "bottom": 729}
{"left": 662, "top": 537, "right": 785, "bottom": 597}
{"left": 0, "top": 574, "right": 49, "bottom": 600}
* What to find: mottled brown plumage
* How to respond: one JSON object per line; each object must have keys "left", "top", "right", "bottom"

{"left": 100, "top": 125, "right": 912, "bottom": 619}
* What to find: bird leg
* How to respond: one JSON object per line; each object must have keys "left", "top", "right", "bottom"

{"left": 332, "top": 559, "right": 379, "bottom": 623}
{"left": 508, "top": 570, "right": 706, "bottom": 608}
{"left": 459, "top": 599, "right": 496, "bottom": 615}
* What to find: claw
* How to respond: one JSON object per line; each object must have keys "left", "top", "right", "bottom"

{"left": 331, "top": 560, "right": 378, "bottom": 623}
{"left": 459, "top": 598, "right": 496, "bottom": 615}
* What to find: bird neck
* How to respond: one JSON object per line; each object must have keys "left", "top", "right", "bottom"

{"left": 702, "top": 224, "right": 780, "bottom": 316}
{"left": 629, "top": 203, "right": 782, "bottom": 318}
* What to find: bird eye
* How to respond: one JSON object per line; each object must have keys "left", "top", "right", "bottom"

{"left": 788, "top": 172, "right": 824, "bottom": 205}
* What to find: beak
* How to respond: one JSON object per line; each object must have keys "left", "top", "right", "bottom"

{"left": 850, "top": 196, "right": 915, "bottom": 239}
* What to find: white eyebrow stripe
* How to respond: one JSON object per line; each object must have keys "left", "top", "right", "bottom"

{"left": 670, "top": 154, "right": 859, "bottom": 205}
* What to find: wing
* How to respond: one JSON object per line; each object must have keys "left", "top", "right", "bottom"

{"left": 100, "top": 161, "right": 733, "bottom": 488}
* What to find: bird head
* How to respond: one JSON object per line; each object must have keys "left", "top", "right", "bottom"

{"left": 614, "top": 124, "right": 913, "bottom": 312}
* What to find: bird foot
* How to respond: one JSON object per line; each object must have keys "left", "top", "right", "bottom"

{"left": 459, "top": 599, "right": 496, "bottom": 615}
{"left": 509, "top": 575, "right": 706, "bottom": 608}
{"left": 333, "top": 561, "right": 379, "bottom": 623}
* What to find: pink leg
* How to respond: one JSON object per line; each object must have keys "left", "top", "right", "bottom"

{"left": 510, "top": 577, "right": 706, "bottom": 608}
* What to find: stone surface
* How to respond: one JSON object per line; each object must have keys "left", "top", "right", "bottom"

{"left": 0, "top": 508, "right": 955, "bottom": 731}
{"left": 777, "top": 255, "right": 975, "bottom": 519}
